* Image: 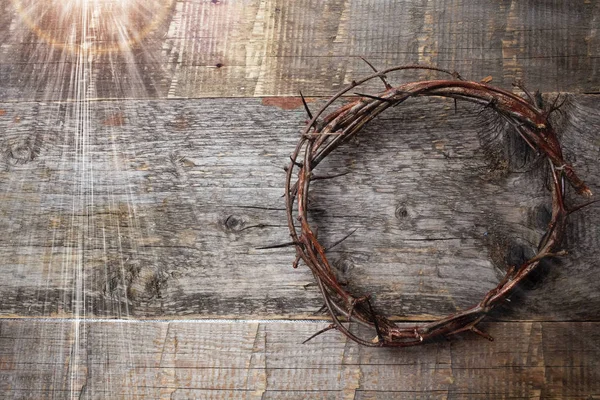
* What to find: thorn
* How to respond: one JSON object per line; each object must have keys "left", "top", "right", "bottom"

{"left": 366, "top": 297, "right": 383, "bottom": 343}
{"left": 359, "top": 57, "right": 392, "bottom": 89}
{"left": 299, "top": 90, "right": 313, "bottom": 120}
{"left": 511, "top": 124, "right": 538, "bottom": 153}
{"left": 471, "top": 326, "right": 494, "bottom": 341}
{"left": 512, "top": 79, "right": 536, "bottom": 105}
{"left": 312, "top": 170, "right": 351, "bottom": 182}
{"left": 534, "top": 90, "right": 544, "bottom": 109}
{"left": 292, "top": 254, "right": 301, "bottom": 269}
{"left": 454, "top": 98, "right": 458, "bottom": 114}
{"left": 451, "top": 71, "right": 463, "bottom": 80}
{"left": 567, "top": 199, "right": 600, "bottom": 215}
{"left": 326, "top": 228, "right": 358, "bottom": 251}
{"left": 256, "top": 241, "right": 299, "bottom": 250}
{"left": 546, "top": 93, "right": 567, "bottom": 118}
{"left": 354, "top": 92, "right": 394, "bottom": 103}
{"left": 478, "top": 98, "right": 497, "bottom": 114}
{"left": 290, "top": 156, "right": 303, "bottom": 168}
{"left": 302, "top": 324, "right": 336, "bottom": 344}
{"left": 480, "top": 75, "right": 493, "bottom": 84}
{"left": 313, "top": 304, "right": 328, "bottom": 314}
{"left": 549, "top": 92, "right": 561, "bottom": 110}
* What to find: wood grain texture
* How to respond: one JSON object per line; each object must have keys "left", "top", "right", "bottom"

{"left": 2, "top": 0, "right": 599, "bottom": 397}
{"left": 1, "top": 319, "right": 599, "bottom": 399}
{"left": 0, "top": 95, "right": 598, "bottom": 320}
{"left": 0, "top": 0, "right": 599, "bottom": 101}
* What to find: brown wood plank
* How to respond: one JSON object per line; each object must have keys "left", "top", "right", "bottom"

{"left": 1, "top": 320, "right": 599, "bottom": 398}
{"left": 0, "top": 0, "right": 598, "bottom": 101}
{"left": 0, "top": 95, "right": 599, "bottom": 320}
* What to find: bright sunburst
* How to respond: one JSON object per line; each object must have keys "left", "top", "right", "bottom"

{"left": 12, "top": 0, "right": 174, "bottom": 54}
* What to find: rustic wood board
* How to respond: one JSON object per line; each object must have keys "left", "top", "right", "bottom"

{"left": 2, "top": 0, "right": 599, "bottom": 398}
{"left": 0, "top": 0, "right": 599, "bottom": 101}
{"left": 0, "top": 95, "right": 598, "bottom": 320}
{"left": 1, "top": 319, "right": 599, "bottom": 399}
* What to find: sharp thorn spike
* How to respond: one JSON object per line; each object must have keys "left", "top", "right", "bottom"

{"left": 290, "top": 156, "right": 303, "bottom": 168}
{"left": 550, "top": 92, "right": 561, "bottom": 110}
{"left": 546, "top": 93, "right": 567, "bottom": 118}
{"left": 302, "top": 324, "right": 336, "bottom": 344}
{"left": 512, "top": 79, "right": 536, "bottom": 105}
{"left": 256, "top": 241, "right": 299, "bottom": 250}
{"left": 359, "top": 56, "right": 377, "bottom": 72}
{"left": 354, "top": 92, "right": 394, "bottom": 103}
{"left": 313, "top": 304, "right": 328, "bottom": 313}
{"left": 567, "top": 199, "right": 600, "bottom": 215}
{"left": 292, "top": 254, "right": 301, "bottom": 269}
{"left": 534, "top": 90, "right": 544, "bottom": 109}
{"left": 471, "top": 326, "right": 494, "bottom": 341}
{"left": 311, "top": 170, "right": 351, "bottom": 182}
{"left": 365, "top": 297, "right": 383, "bottom": 343}
{"left": 326, "top": 228, "right": 358, "bottom": 251}
{"left": 452, "top": 71, "right": 464, "bottom": 80}
{"left": 359, "top": 57, "right": 392, "bottom": 89}
{"left": 299, "top": 90, "right": 313, "bottom": 120}
{"left": 477, "top": 98, "right": 496, "bottom": 115}
{"left": 514, "top": 126, "right": 539, "bottom": 153}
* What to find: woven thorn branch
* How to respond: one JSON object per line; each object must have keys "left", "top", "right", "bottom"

{"left": 284, "top": 64, "right": 593, "bottom": 347}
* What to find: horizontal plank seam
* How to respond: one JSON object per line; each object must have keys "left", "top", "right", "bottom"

{"left": 0, "top": 92, "right": 589, "bottom": 105}
{"left": 2, "top": 318, "right": 600, "bottom": 324}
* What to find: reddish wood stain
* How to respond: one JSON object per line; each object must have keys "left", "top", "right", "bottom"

{"left": 262, "top": 97, "right": 312, "bottom": 110}
{"left": 172, "top": 115, "right": 190, "bottom": 130}
{"left": 103, "top": 112, "right": 126, "bottom": 126}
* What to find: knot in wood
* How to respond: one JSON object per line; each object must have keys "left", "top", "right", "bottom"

{"left": 224, "top": 214, "right": 245, "bottom": 232}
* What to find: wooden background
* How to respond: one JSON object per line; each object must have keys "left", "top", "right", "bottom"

{"left": 1, "top": 0, "right": 599, "bottom": 398}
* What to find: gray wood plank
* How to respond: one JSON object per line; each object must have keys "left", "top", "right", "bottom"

{"left": 1, "top": 319, "right": 599, "bottom": 399}
{"left": 0, "top": 95, "right": 598, "bottom": 320}
{"left": 0, "top": 0, "right": 598, "bottom": 101}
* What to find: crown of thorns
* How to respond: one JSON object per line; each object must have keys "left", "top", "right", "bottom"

{"left": 283, "top": 62, "right": 593, "bottom": 347}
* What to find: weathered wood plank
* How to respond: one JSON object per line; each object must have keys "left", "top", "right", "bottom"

{"left": 0, "top": 95, "right": 598, "bottom": 320}
{"left": 1, "top": 320, "right": 599, "bottom": 399}
{"left": 0, "top": 0, "right": 598, "bottom": 101}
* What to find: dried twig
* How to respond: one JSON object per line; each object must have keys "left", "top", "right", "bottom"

{"left": 284, "top": 64, "right": 592, "bottom": 347}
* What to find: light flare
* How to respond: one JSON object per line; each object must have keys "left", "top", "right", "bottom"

{"left": 11, "top": 0, "right": 174, "bottom": 54}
